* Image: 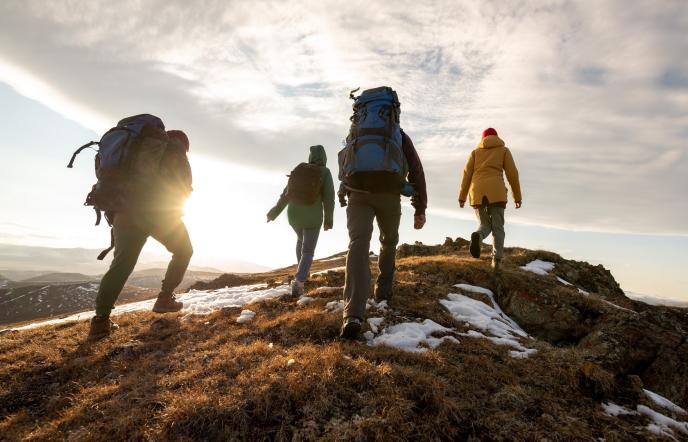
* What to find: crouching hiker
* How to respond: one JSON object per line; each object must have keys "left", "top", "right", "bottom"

{"left": 338, "top": 87, "right": 427, "bottom": 340}
{"left": 458, "top": 128, "right": 522, "bottom": 273}
{"left": 68, "top": 115, "right": 193, "bottom": 339}
{"left": 267, "top": 145, "right": 335, "bottom": 297}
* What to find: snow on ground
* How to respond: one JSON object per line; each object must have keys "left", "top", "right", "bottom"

{"left": 367, "top": 317, "right": 384, "bottom": 334}
{"left": 311, "top": 267, "right": 346, "bottom": 276}
{"left": 4, "top": 283, "right": 290, "bottom": 332}
{"left": 441, "top": 284, "right": 536, "bottom": 358}
{"left": 644, "top": 389, "right": 687, "bottom": 415}
{"left": 603, "top": 402, "right": 636, "bottom": 417}
{"left": 236, "top": 309, "right": 256, "bottom": 323}
{"left": 370, "top": 319, "right": 459, "bottom": 353}
{"left": 296, "top": 296, "right": 315, "bottom": 306}
{"left": 310, "top": 286, "right": 343, "bottom": 295}
{"left": 520, "top": 259, "right": 555, "bottom": 275}
{"left": 556, "top": 277, "right": 573, "bottom": 286}
{"left": 324, "top": 300, "right": 345, "bottom": 312}
{"left": 578, "top": 288, "right": 590, "bottom": 296}
{"left": 637, "top": 405, "right": 688, "bottom": 438}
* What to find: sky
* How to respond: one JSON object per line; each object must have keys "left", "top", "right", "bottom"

{"left": 0, "top": 0, "right": 686, "bottom": 300}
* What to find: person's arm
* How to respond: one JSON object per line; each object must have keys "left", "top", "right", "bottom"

{"left": 266, "top": 186, "right": 289, "bottom": 222}
{"left": 503, "top": 148, "right": 522, "bottom": 207}
{"left": 322, "top": 169, "right": 335, "bottom": 230}
{"left": 458, "top": 151, "right": 475, "bottom": 207}
{"left": 401, "top": 131, "right": 427, "bottom": 216}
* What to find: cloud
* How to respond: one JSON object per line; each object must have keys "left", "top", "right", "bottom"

{"left": 0, "top": 0, "right": 686, "bottom": 234}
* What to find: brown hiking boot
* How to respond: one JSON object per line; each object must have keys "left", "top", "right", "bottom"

{"left": 152, "top": 292, "right": 183, "bottom": 313}
{"left": 88, "top": 315, "right": 119, "bottom": 340}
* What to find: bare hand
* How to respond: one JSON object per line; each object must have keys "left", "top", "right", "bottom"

{"left": 266, "top": 215, "right": 273, "bottom": 223}
{"left": 459, "top": 201, "right": 465, "bottom": 208}
{"left": 515, "top": 202, "right": 522, "bottom": 209}
{"left": 414, "top": 214, "right": 426, "bottom": 230}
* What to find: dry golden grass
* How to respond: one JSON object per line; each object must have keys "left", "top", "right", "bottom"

{"left": 0, "top": 251, "right": 676, "bottom": 441}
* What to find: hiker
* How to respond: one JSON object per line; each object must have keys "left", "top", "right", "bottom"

{"left": 69, "top": 115, "right": 193, "bottom": 339}
{"left": 338, "top": 87, "right": 427, "bottom": 339}
{"left": 458, "top": 127, "right": 522, "bottom": 273}
{"left": 267, "top": 145, "right": 335, "bottom": 297}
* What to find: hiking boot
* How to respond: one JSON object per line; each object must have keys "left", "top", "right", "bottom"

{"left": 152, "top": 291, "right": 183, "bottom": 313}
{"left": 291, "top": 280, "right": 305, "bottom": 298}
{"left": 374, "top": 285, "right": 393, "bottom": 304}
{"left": 88, "top": 315, "right": 118, "bottom": 340}
{"left": 492, "top": 258, "right": 502, "bottom": 274}
{"left": 470, "top": 232, "right": 482, "bottom": 258}
{"left": 340, "top": 317, "right": 362, "bottom": 340}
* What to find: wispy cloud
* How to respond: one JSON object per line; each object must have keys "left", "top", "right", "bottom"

{"left": 0, "top": 0, "right": 686, "bottom": 234}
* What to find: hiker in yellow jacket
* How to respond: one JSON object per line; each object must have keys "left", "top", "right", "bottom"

{"left": 458, "top": 128, "right": 522, "bottom": 273}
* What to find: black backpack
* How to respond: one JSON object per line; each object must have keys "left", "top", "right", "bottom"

{"left": 286, "top": 163, "right": 322, "bottom": 205}
{"left": 68, "top": 114, "right": 169, "bottom": 259}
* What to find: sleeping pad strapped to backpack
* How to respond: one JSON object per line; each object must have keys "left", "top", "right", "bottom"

{"left": 67, "top": 114, "right": 169, "bottom": 259}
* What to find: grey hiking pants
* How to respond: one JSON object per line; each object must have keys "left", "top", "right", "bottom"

{"left": 343, "top": 192, "right": 401, "bottom": 320}
{"left": 95, "top": 212, "right": 193, "bottom": 316}
{"left": 474, "top": 204, "right": 505, "bottom": 260}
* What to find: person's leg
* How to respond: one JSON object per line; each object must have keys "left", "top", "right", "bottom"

{"left": 374, "top": 194, "right": 401, "bottom": 301}
{"left": 149, "top": 217, "right": 193, "bottom": 294}
{"left": 294, "top": 227, "right": 304, "bottom": 265}
{"left": 95, "top": 217, "right": 148, "bottom": 317}
{"left": 343, "top": 193, "right": 375, "bottom": 322}
{"left": 470, "top": 204, "right": 492, "bottom": 258}
{"left": 295, "top": 228, "right": 320, "bottom": 282}
{"left": 489, "top": 206, "right": 505, "bottom": 260}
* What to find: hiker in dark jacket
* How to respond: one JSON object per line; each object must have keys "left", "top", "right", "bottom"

{"left": 267, "top": 145, "right": 335, "bottom": 297}
{"left": 89, "top": 130, "right": 194, "bottom": 339}
{"left": 339, "top": 129, "right": 427, "bottom": 339}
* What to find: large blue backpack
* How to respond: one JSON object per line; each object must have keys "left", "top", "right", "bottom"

{"left": 339, "top": 87, "right": 409, "bottom": 183}
{"left": 68, "top": 114, "right": 168, "bottom": 259}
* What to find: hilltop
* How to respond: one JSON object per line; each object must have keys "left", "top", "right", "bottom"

{"left": 0, "top": 239, "right": 686, "bottom": 441}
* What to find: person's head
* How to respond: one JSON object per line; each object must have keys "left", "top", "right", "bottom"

{"left": 309, "top": 145, "right": 327, "bottom": 166}
{"left": 482, "top": 127, "right": 498, "bottom": 139}
{"left": 167, "top": 130, "right": 189, "bottom": 152}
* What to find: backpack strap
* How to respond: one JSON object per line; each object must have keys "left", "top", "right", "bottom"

{"left": 97, "top": 228, "right": 115, "bottom": 261}
{"left": 67, "top": 141, "right": 99, "bottom": 168}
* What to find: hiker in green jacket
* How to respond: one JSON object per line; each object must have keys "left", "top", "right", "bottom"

{"left": 267, "top": 145, "right": 335, "bottom": 297}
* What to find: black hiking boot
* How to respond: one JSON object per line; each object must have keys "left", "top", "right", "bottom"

{"left": 470, "top": 232, "right": 482, "bottom": 258}
{"left": 492, "top": 257, "right": 502, "bottom": 275}
{"left": 340, "top": 317, "right": 362, "bottom": 340}
{"left": 374, "top": 285, "right": 393, "bottom": 304}
{"left": 152, "top": 292, "right": 183, "bottom": 313}
{"left": 88, "top": 315, "right": 119, "bottom": 340}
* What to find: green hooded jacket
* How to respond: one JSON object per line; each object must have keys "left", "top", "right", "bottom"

{"left": 267, "top": 145, "right": 335, "bottom": 229}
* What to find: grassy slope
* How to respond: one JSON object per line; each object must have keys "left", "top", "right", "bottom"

{"left": 0, "top": 251, "right": 680, "bottom": 441}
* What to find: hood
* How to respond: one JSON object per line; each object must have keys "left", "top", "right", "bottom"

{"left": 309, "top": 145, "right": 327, "bottom": 166}
{"left": 477, "top": 135, "right": 506, "bottom": 149}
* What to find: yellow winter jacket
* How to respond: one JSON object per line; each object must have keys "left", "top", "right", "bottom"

{"left": 458, "top": 135, "right": 522, "bottom": 206}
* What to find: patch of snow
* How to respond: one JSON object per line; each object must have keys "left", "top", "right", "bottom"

{"left": 578, "top": 288, "right": 590, "bottom": 296}
{"left": 442, "top": 284, "right": 536, "bottom": 358}
{"left": 602, "top": 300, "right": 637, "bottom": 315}
{"left": 311, "top": 267, "right": 346, "bottom": 276}
{"left": 367, "top": 299, "right": 388, "bottom": 311}
{"left": 644, "top": 390, "right": 687, "bottom": 415}
{"left": 363, "top": 331, "right": 374, "bottom": 341}
{"left": 520, "top": 259, "right": 555, "bottom": 275}
{"left": 371, "top": 319, "right": 459, "bottom": 353}
{"left": 236, "top": 309, "right": 256, "bottom": 324}
{"left": 310, "top": 286, "right": 343, "bottom": 295}
{"left": 625, "top": 291, "right": 688, "bottom": 308}
{"left": 556, "top": 277, "right": 573, "bottom": 286}
{"left": 367, "top": 317, "right": 384, "bottom": 334}
{"left": 3, "top": 283, "right": 290, "bottom": 332}
{"left": 297, "top": 296, "right": 315, "bottom": 306}
{"left": 637, "top": 405, "right": 688, "bottom": 437}
{"left": 603, "top": 402, "right": 636, "bottom": 417}
{"left": 324, "top": 300, "right": 345, "bottom": 312}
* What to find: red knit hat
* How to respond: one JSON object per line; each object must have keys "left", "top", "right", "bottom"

{"left": 167, "top": 130, "right": 189, "bottom": 151}
{"left": 482, "top": 127, "right": 498, "bottom": 138}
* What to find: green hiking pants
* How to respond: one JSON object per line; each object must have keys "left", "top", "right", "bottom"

{"left": 95, "top": 212, "right": 193, "bottom": 316}
{"left": 343, "top": 192, "right": 401, "bottom": 320}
